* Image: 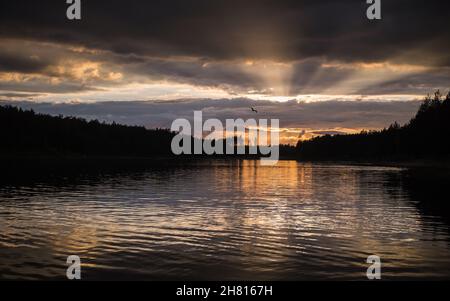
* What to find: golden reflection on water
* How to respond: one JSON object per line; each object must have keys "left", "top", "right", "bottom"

{"left": 1, "top": 161, "right": 450, "bottom": 280}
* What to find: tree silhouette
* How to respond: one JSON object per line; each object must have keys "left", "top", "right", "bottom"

{"left": 0, "top": 105, "right": 175, "bottom": 157}
{"left": 296, "top": 91, "right": 450, "bottom": 161}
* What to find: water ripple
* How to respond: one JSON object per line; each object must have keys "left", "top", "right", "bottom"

{"left": 1, "top": 161, "right": 450, "bottom": 280}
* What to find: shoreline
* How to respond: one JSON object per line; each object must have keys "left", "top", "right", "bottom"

{"left": 291, "top": 158, "right": 450, "bottom": 169}
{"left": 1, "top": 154, "right": 449, "bottom": 169}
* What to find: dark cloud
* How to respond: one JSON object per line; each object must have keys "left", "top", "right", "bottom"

{"left": 0, "top": 92, "right": 43, "bottom": 98}
{"left": 0, "top": 1, "right": 448, "bottom": 97}
{"left": 127, "top": 58, "right": 259, "bottom": 90}
{"left": 0, "top": 98, "right": 422, "bottom": 130}
{"left": 0, "top": 80, "right": 101, "bottom": 94}
{"left": 357, "top": 67, "right": 450, "bottom": 95}
{"left": 0, "top": 52, "right": 50, "bottom": 73}
{"left": 311, "top": 130, "right": 349, "bottom": 136}
{"left": 0, "top": 0, "right": 449, "bottom": 64}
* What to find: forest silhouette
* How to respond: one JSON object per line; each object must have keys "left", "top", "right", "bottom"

{"left": 296, "top": 91, "right": 450, "bottom": 161}
{"left": 0, "top": 105, "right": 296, "bottom": 158}
{"left": 0, "top": 107, "right": 175, "bottom": 156}
{"left": 1, "top": 90, "right": 449, "bottom": 161}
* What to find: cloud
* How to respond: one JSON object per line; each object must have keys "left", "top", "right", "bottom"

{"left": 1, "top": 1, "right": 448, "bottom": 63}
{"left": 0, "top": 97, "right": 422, "bottom": 132}
{"left": 0, "top": 92, "right": 43, "bottom": 99}
{"left": 0, "top": 1, "right": 448, "bottom": 99}
{"left": 1, "top": 97, "right": 424, "bottom": 144}
{"left": 0, "top": 38, "right": 447, "bottom": 98}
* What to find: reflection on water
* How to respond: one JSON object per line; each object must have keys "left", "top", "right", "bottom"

{"left": 1, "top": 160, "right": 450, "bottom": 280}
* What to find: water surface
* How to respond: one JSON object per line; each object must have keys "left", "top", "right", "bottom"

{"left": 1, "top": 160, "right": 449, "bottom": 280}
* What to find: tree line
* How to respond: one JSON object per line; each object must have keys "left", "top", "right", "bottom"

{"left": 0, "top": 105, "right": 292, "bottom": 158}
{"left": 2, "top": 90, "right": 448, "bottom": 161}
{"left": 296, "top": 91, "right": 450, "bottom": 161}
{"left": 0, "top": 105, "right": 175, "bottom": 156}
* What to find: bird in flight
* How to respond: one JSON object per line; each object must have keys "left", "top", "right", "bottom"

{"left": 251, "top": 107, "right": 258, "bottom": 113}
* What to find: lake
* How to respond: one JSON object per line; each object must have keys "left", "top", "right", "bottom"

{"left": 1, "top": 160, "right": 449, "bottom": 280}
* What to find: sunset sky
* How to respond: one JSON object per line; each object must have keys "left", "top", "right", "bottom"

{"left": 0, "top": 0, "right": 448, "bottom": 144}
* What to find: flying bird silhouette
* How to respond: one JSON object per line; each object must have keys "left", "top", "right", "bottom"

{"left": 251, "top": 107, "right": 258, "bottom": 113}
